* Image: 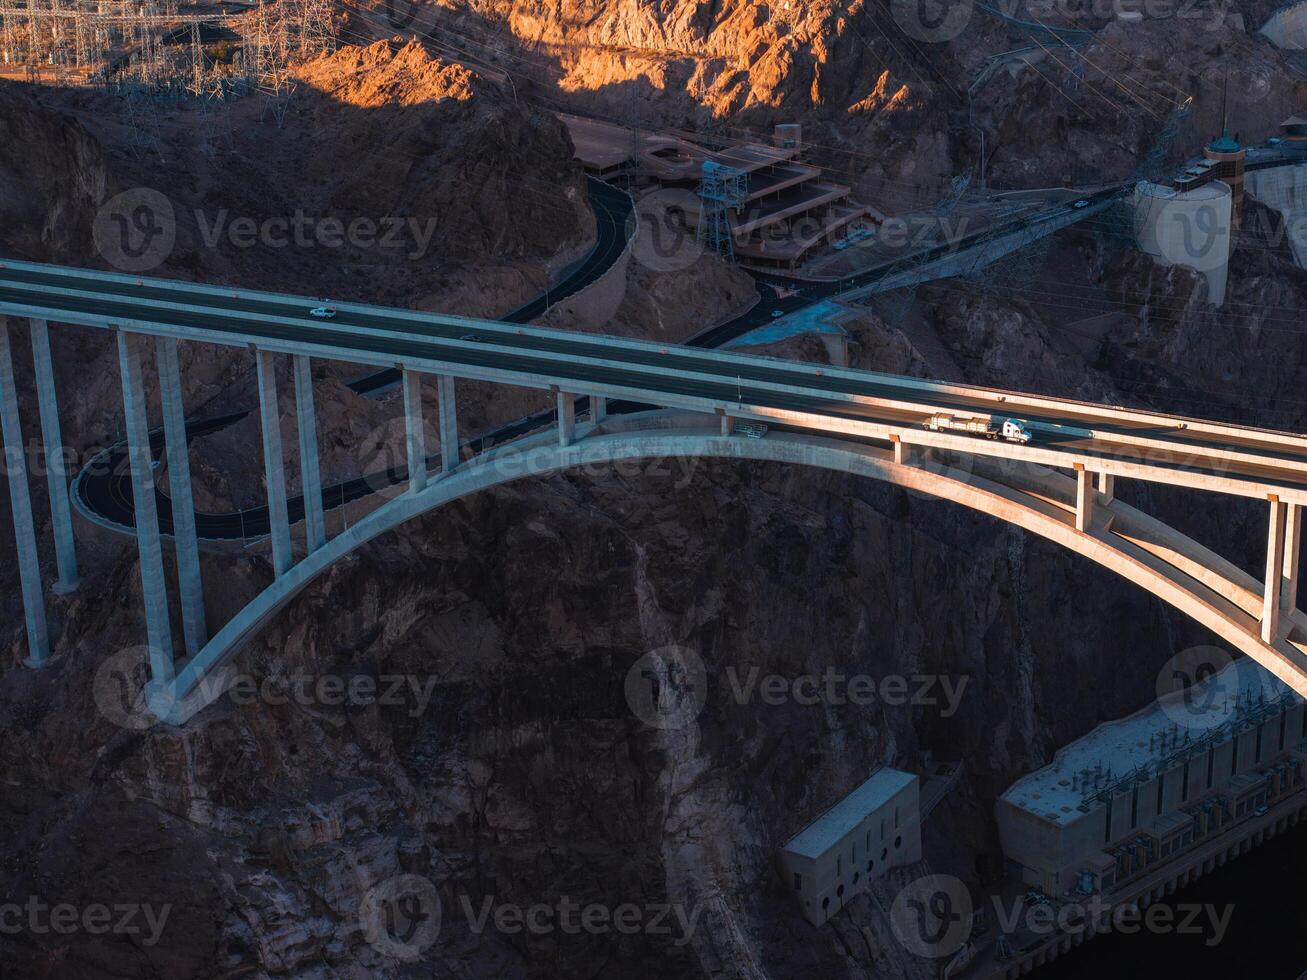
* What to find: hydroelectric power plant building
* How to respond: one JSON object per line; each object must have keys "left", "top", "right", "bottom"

{"left": 780, "top": 768, "right": 921, "bottom": 926}
{"left": 996, "top": 659, "right": 1307, "bottom": 899}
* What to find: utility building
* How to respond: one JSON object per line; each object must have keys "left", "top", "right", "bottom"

{"left": 997, "top": 659, "right": 1305, "bottom": 898}
{"left": 780, "top": 768, "right": 921, "bottom": 926}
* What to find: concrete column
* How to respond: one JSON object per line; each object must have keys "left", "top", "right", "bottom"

{"left": 1096, "top": 471, "right": 1115, "bottom": 503}
{"left": 592, "top": 396, "right": 607, "bottom": 424}
{"left": 892, "top": 435, "right": 907, "bottom": 466}
{"left": 557, "top": 390, "right": 575, "bottom": 447}
{"left": 1264, "top": 496, "right": 1288, "bottom": 643}
{"left": 255, "top": 349, "right": 292, "bottom": 577}
{"left": 292, "top": 355, "right": 326, "bottom": 553}
{"left": 720, "top": 412, "right": 732, "bottom": 436}
{"left": 1283, "top": 503, "right": 1302, "bottom": 614}
{"left": 156, "top": 336, "right": 206, "bottom": 658}
{"left": 116, "top": 330, "right": 174, "bottom": 684}
{"left": 1075, "top": 465, "right": 1094, "bottom": 533}
{"left": 438, "top": 375, "right": 458, "bottom": 473}
{"left": 0, "top": 322, "right": 49, "bottom": 666}
{"left": 402, "top": 369, "right": 427, "bottom": 493}
{"left": 29, "top": 319, "right": 78, "bottom": 593}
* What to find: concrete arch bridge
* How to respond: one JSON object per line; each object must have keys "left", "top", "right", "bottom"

{"left": 3, "top": 260, "right": 1307, "bottom": 722}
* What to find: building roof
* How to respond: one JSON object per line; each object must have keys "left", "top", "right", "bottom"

{"left": 784, "top": 768, "right": 916, "bottom": 859}
{"left": 1000, "top": 659, "right": 1298, "bottom": 823}
{"left": 1282, "top": 114, "right": 1307, "bottom": 127}
{"left": 1208, "top": 133, "right": 1242, "bottom": 153}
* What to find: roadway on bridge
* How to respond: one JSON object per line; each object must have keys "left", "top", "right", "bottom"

{"left": 10, "top": 255, "right": 1307, "bottom": 545}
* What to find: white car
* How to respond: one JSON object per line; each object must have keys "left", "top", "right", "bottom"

{"left": 309, "top": 306, "right": 337, "bottom": 319}
{"left": 1073, "top": 199, "right": 1089, "bottom": 209}
{"left": 771, "top": 309, "right": 784, "bottom": 317}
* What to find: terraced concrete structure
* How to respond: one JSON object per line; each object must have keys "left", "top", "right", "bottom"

{"left": 6, "top": 259, "right": 1307, "bottom": 723}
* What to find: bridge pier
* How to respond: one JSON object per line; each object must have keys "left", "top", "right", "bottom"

{"left": 557, "top": 390, "right": 575, "bottom": 447}
{"left": 293, "top": 355, "right": 326, "bottom": 552}
{"left": 439, "top": 375, "right": 458, "bottom": 473}
{"left": 30, "top": 319, "right": 79, "bottom": 593}
{"left": 255, "top": 349, "right": 292, "bottom": 576}
{"left": 157, "top": 336, "right": 207, "bottom": 658}
{"left": 592, "top": 396, "right": 607, "bottom": 423}
{"left": 402, "top": 369, "right": 427, "bottom": 493}
{"left": 1075, "top": 465, "right": 1094, "bottom": 532}
{"left": 1264, "top": 495, "right": 1288, "bottom": 642}
{"left": 1284, "top": 503, "right": 1302, "bottom": 614}
{"left": 0, "top": 321, "right": 50, "bottom": 666}
{"left": 116, "top": 330, "right": 175, "bottom": 685}
{"left": 1096, "top": 471, "right": 1114, "bottom": 504}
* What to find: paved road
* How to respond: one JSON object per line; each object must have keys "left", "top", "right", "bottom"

{"left": 6, "top": 184, "right": 1305, "bottom": 541}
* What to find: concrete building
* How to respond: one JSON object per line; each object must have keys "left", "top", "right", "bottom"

{"left": 996, "top": 659, "right": 1305, "bottom": 898}
{"left": 780, "top": 768, "right": 921, "bottom": 926}
{"left": 1198, "top": 132, "right": 1246, "bottom": 224}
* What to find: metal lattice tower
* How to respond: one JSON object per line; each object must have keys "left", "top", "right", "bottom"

{"left": 697, "top": 160, "right": 748, "bottom": 260}
{"left": 1095, "top": 95, "right": 1195, "bottom": 262}
{"left": 867, "top": 171, "right": 972, "bottom": 323}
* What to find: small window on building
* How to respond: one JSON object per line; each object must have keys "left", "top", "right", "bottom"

{"left": 853, "top": 872, "right": 860, "bottom": 885}
{"left": 1207, "top": 749, "right": 1215, "bottom": 789}
{"left": 1232, "top": 734, "right": 1240, "bottom": 776}
{"left": 895, "top": 835, "right": 902, "bottom": 849}
{"left": 1280, "top": 711, "right": 1287, "bottom": 751}
{"left": 822, "top": 897, "right": 829, "bottom": 911}
{"left": 866, "top": 859, "right": 874, "bottom": 873}
{"left": 1256, "top": 724, "right": 1264, "bottom": 763}
{"left": 1182, "top": 760, "right": 1190, "bottom": 803}
{"left": 1156, "top": 774, "right": 1164, "bottom": 815}
{"left": 1130, "top": 786, "right": 1139, "bottom": 829}
{"left": 1104, "top": 799, "right": 1113, "bottom": 844}
{"left": 837, "top": 884, "right": 845, "bottom": 898}
{"left": 793, "top": 872, "right": 802, "bottom": 891}
{"left": 881, "top": 847, "right": 888, "bottom": 861}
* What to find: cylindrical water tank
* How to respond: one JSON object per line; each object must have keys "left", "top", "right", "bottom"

{"left": 1131, "top": 180, "right": 1232, "bottom": 306}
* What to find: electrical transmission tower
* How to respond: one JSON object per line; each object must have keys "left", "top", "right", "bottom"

{"left": 697, "top": 160, "right": 748, "bottom": 260}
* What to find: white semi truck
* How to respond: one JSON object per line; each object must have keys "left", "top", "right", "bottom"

{"left": 923, "top": 413, "right": 1034, "bottom": 444}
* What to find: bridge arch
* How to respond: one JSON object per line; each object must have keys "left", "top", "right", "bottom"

{"left": 149, "top": 411, "right": 1307, "bottom": 722}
